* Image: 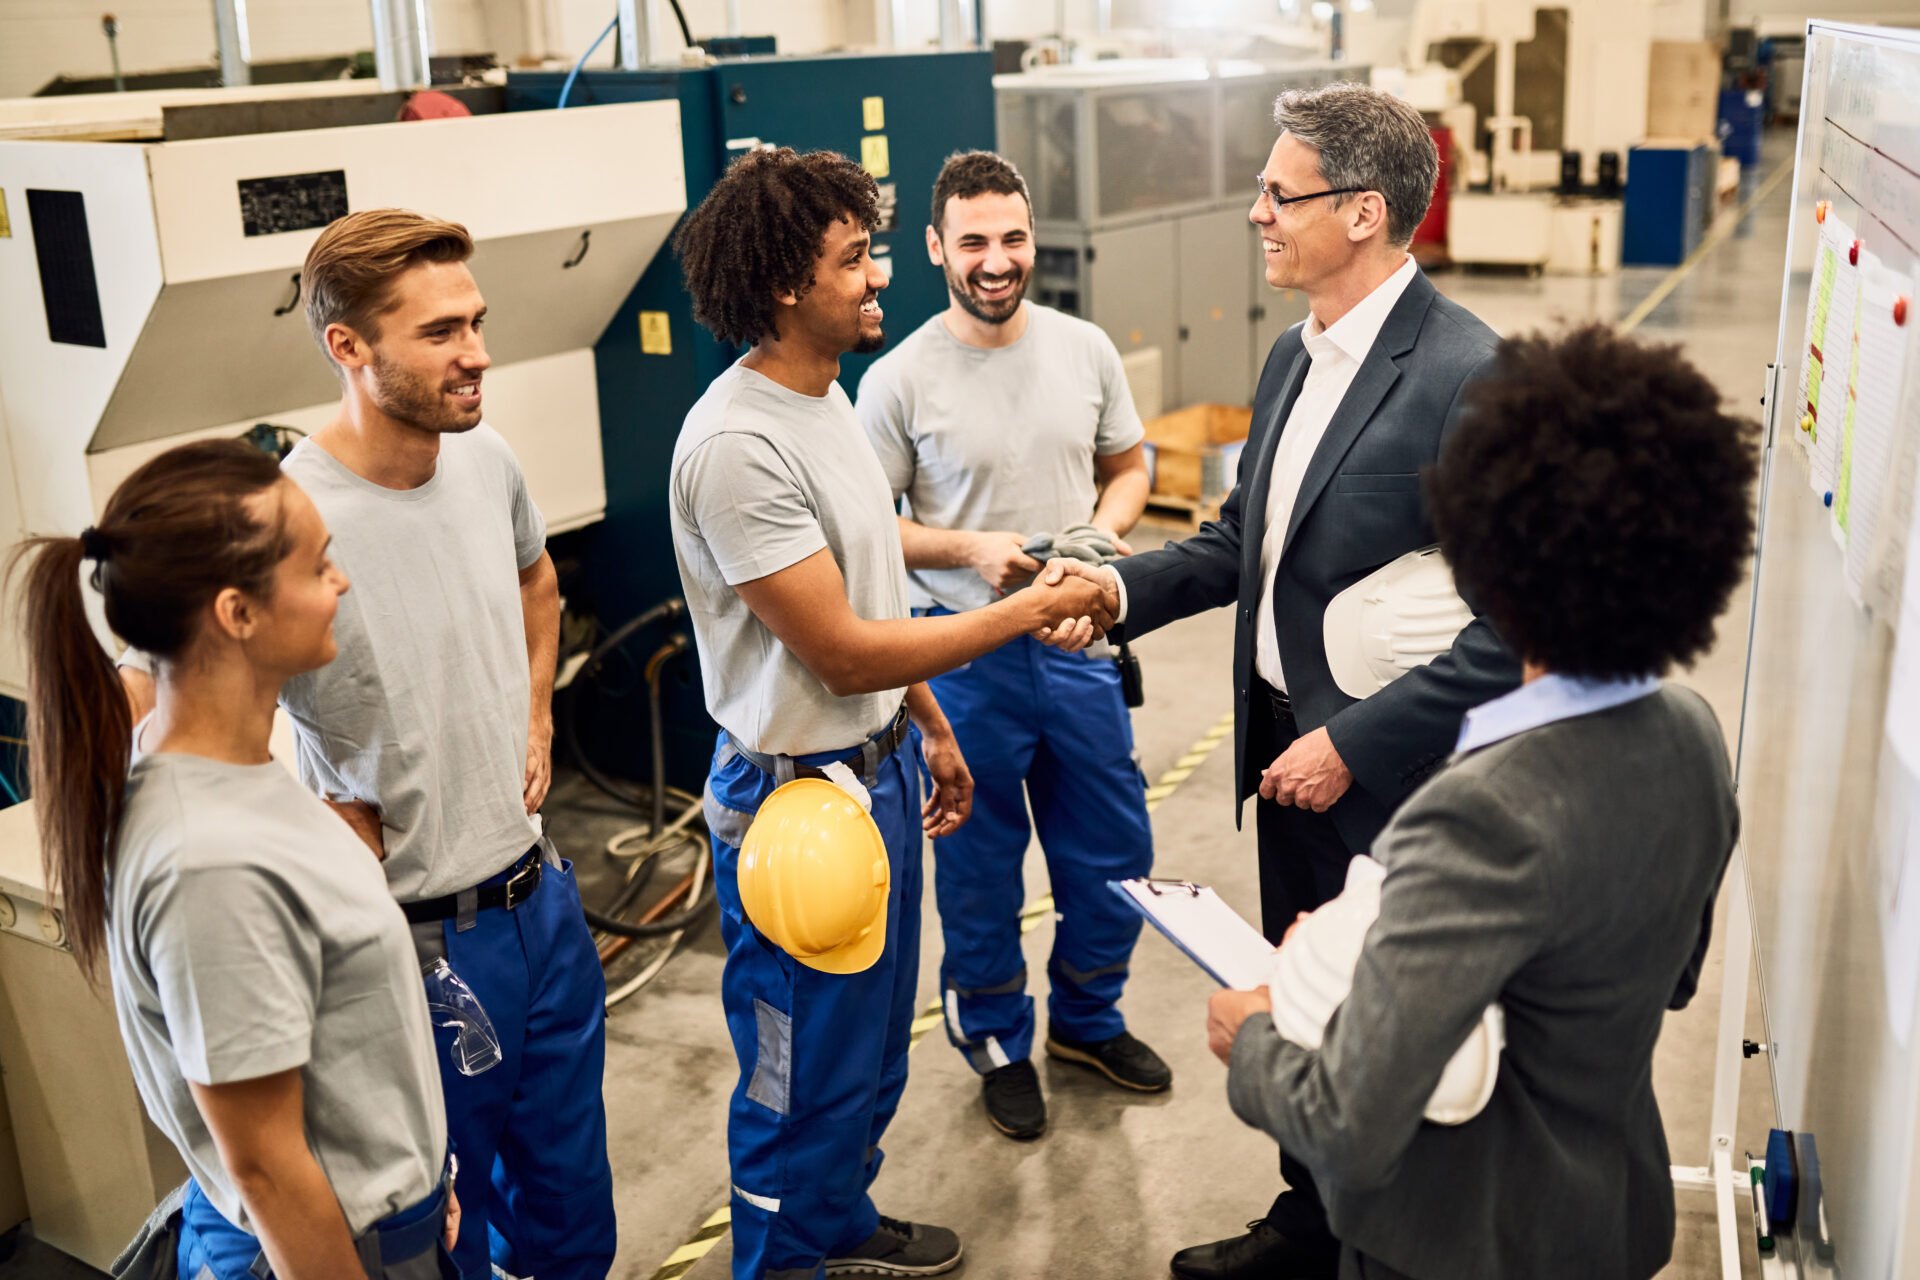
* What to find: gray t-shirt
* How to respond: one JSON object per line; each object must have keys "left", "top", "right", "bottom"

{"left": 279, "top": 429, "right": 546, "bottom": 901}
{"left": 109, "top": 747, "right": 446, "bottom": 1237}
{"left": 670, "top": 362, "right": 908, "bottom": 755}
{"left": 856, "top": 303, "right": 1145, "bottom": 612}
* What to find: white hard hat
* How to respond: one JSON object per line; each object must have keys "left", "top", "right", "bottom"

{"left": 1323, "top": 546, "right": 1474, "bottom": 700}
{"left": 1269, "top": 854, "right": 1505, "bottom": 1126}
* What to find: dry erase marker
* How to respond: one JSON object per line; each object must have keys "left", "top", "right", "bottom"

{"left": 1751, "top": 1160, "right": 1773, "bottom": 1252}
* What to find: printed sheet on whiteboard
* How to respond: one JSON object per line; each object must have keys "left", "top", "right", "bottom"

{"left": 1843, "top": 254, "right": 1919, "bottom": 612}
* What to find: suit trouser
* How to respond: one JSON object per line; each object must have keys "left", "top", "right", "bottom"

{"left": 1252, "top": 684, "right": 1358, "bottom": 1262}
{"left": 923, "top": 621, "right": 1154, "bottom": 1069}
{"left": 1343, "top": 1247, "right": 1417, "bottom": 1280}
{"left": 704, "top": 728, "right": 923, "bottom": 1280}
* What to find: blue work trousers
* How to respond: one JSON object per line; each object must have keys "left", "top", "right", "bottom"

{"left": 177, "top": 1172, "right": 457, "bottom": 1279}
{"left": 423, "top": 848, "right": 616, "bottom": 1279}
{"left": 924, "top": 620, "right": 1154, "bottom": 1071}
{"left": 703, "top": 728, "right": 923, "bottom": 1280}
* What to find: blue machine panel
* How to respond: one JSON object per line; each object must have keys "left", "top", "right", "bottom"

{"left": 508, "top": 53, "right": 995, "bottom": 788}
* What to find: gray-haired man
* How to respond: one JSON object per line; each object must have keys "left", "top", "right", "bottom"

{"left": 1043, "top": 81, "right": 1521, "bottom": 1278}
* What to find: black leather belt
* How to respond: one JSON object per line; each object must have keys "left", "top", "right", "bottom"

{"left": 1261, "top": 682, "right": 1294, "bottom": 724}
{"left": 401, "top": 844, "right": 543, "bottom": 924}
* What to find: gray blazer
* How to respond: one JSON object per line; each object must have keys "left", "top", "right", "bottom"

{"left": 1227, "top": 685, "right": 1738, "bottom": 1279}
{"left": 1113, "top": 270, "right": 1520, "bottom": 852}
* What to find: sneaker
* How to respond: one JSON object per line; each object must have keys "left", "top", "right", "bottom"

{"left": 824, "top": 1215, "right": 963, "bottom": 1276}
{"left": 981, "top": 1059, "right": 1047, "bottom": 1140}
{"left": 1045, "top": 1029, "right": 1173, "bottom": 1092}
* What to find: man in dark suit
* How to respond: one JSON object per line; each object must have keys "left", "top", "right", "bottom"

{"left": 1043, "top": 82, "right": 1520, "bottom": 1278}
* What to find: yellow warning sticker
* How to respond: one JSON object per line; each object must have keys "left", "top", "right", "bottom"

{"left": 862, "top": 96, "right": 885, "bottom": 132}
{"left": 639, "top": 310, "right": 672, "bottom": 356}
{"left": 0, "top": 189, "right": 10, "bottom": 238}
{"left": 860, "top": 135, "right": 891, "bottom": 180}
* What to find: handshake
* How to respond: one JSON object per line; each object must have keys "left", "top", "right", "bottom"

{"left": 1015, "top": 558, "right": 1121, "bottom": 651}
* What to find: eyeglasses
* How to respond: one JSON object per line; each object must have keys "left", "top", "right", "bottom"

{"left": 1254, "top": 175, "right": 1376, "bottom": 210}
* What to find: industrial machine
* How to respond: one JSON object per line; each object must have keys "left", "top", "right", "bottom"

{"left": 504, "top": 50, "right": 997, "bottom": 792}
{"left": 1381, "top": 0, "right": 1652, "bottom": 270}
{"left": 0, "top": 94, "right": 686, "bottom": 690}
{"left": 992, "top": 59, "right": 1349, "bottom": 412}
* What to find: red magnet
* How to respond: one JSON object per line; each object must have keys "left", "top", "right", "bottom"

{"left": 1816, "top": 200, "right": 1831, "bottom": 223}
{"left": 1850, "top": 239, "right": 1861, "bottom": 266}
{"left": 1897, "top": 296, "right": 1910, "bottom": 327}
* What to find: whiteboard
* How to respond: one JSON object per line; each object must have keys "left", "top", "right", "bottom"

{"left": 1738, "top": 20, "right": 1920, "bottom": 1278}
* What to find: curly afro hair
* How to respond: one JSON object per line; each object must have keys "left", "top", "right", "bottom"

{"left": 1427, "top": 324, "right": 1758, "bottom": 679}
{"left": 673, "top": 147, "right": 879, "bottom": 348}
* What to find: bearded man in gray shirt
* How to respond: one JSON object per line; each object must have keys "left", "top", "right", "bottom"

{"left": 856, "top": 151, "right": 1167, "bottom": 1144}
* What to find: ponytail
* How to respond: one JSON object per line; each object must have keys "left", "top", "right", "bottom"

{"left": 4, "top": 438, "right": 287, "bottom": 982}
{"left": 6, "top": 536, "right": 131, "bottom": 979}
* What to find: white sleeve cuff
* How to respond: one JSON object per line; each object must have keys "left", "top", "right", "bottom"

{"left": 1110, "top": 565, "right": 1129, "bottom": 624}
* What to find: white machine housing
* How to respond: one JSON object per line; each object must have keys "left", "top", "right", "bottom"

{"left": 0, "top": 99, "right": 688, "bottom": 699}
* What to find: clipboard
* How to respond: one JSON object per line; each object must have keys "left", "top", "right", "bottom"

{"left": 1109, "top": 877, "right": 1276, "bottom": 990}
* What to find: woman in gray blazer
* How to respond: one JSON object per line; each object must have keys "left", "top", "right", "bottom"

{"left": 1207, "top": 323, "right": 1759, "bottom": 1280}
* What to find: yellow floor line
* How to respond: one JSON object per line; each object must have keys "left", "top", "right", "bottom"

{"left": 1619, "top": 155, "right": 1796, "bottom": 334}
{"left": 644, "top": 707, "right": 1233, "bottom": 1279}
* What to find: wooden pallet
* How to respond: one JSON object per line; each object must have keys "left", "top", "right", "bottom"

{"left": 1140, "top": 492, "right": 1224, "bottom": 532}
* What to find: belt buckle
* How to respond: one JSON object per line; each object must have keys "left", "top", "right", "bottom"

{"left": 503, "top": 860, "right": 537, "bottom": 910}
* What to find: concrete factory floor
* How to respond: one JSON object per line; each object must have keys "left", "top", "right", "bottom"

{"left": 1, "top": 133, "right": 1798, "bottom": 1280}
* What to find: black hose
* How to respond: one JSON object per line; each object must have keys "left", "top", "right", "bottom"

{"left": 565, "top": 603, "right": 715, "bottom": 938}
{"left": 666, "top": 0, "right": 695, "bottom": 48}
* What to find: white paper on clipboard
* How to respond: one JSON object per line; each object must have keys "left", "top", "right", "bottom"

{"left": 1110, "top": 878, "right": 1276, "bottom": 990}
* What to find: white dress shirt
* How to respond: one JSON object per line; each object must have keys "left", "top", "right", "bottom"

{"left": 1255, "top": 254, "right": 1418, "bottom": 691}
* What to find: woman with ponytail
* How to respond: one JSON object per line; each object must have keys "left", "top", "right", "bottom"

{"left": 9, "top": 439, "right": 458, "bottom": 1279}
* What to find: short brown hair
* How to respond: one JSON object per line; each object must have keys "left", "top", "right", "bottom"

{"left": 1273, "top": 82, "right": 1437, "bottom": 246}
{"left": 674, "top": 148, "right": 879, "bottom": 348}
{"left": 930, "top": 150, "right": 1030, "bottom": 233}
{"left": 302, "top": 208, "right": 474, "bottom": 362}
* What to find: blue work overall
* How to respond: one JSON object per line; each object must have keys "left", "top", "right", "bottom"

{"left": 921, "top": 614, "right": 1154, "bottom": 1071}
{"left": 177, "top": 1169, "right": 457, "bottom": 1279}
{"left": 415, "top": 846, "right": 615, "bottom": 1280}
{"left": 703, "top": 721, "right": 923, "bottom": 1280}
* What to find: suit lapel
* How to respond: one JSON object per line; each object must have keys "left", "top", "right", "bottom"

{"left": 1242, "top": 349, "right": 1310, "bottom": 585}
{"left": 1278, "top": 272, "right": 1437, "bottom": 558}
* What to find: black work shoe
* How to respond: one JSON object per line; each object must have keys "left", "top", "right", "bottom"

{"left": 1045, "top": 1029, "right": 1173, "bottom": 1092}
{"left": 981, "top": 1059, "right": 1047, "bottom": 1139}
{"left": 825, "top": 1215, "right": 963, "bottom": 1276}
{"left": 1169, "top": 1219, "right": 1340, "bottom": 1280}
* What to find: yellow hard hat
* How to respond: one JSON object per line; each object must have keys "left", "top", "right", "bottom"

{"left": 738, "top": 778, "right": 890, "bottom": 975}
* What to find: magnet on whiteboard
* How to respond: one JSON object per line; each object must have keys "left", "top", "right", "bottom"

{"left": 1815, "top": 200, "right": 1830, "bottom": 223}
{"left": 1849, "top": 239, "right": 1861, "bottom": 266}
{"left": 1896, "top": 296, "right": 1909, "bottom": 327}
{"left": 1824, "top": 492, "right": 1833, "bottom": 507}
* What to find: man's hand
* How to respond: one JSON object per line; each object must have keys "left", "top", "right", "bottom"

{"left": 1259, "top": 726, "right": 1353, "bottom": 813}
{"left": 325, "top": 798, "right": 386, "bottom": 860}
{"left": 920, "top": 728, "right": 974, "bottom": 838}
{"left": 1208, "top": 986, "right": 1273, "bottom": 1064}
{"left": 1031, "top": 559, "right": 1120, "bottom": 652}
{"left": 524, "top": 713, "right": 554, "bottom": 814}
{"left": 968, "top": 531, "right": 1043, "bottom": 594}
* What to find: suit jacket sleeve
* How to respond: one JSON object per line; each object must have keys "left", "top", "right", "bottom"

{"left": 1322, "top": 354, "right": 1521, "bottom": 802}
{"left": 1110, "top": 464, "right": 1247, "bottom": 641}
{"left": 1226, "top": 773, "right": 1547, "bottom": 1190}
{"left": 1110, "top": 339, "right": 1298, "bottom": 639}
